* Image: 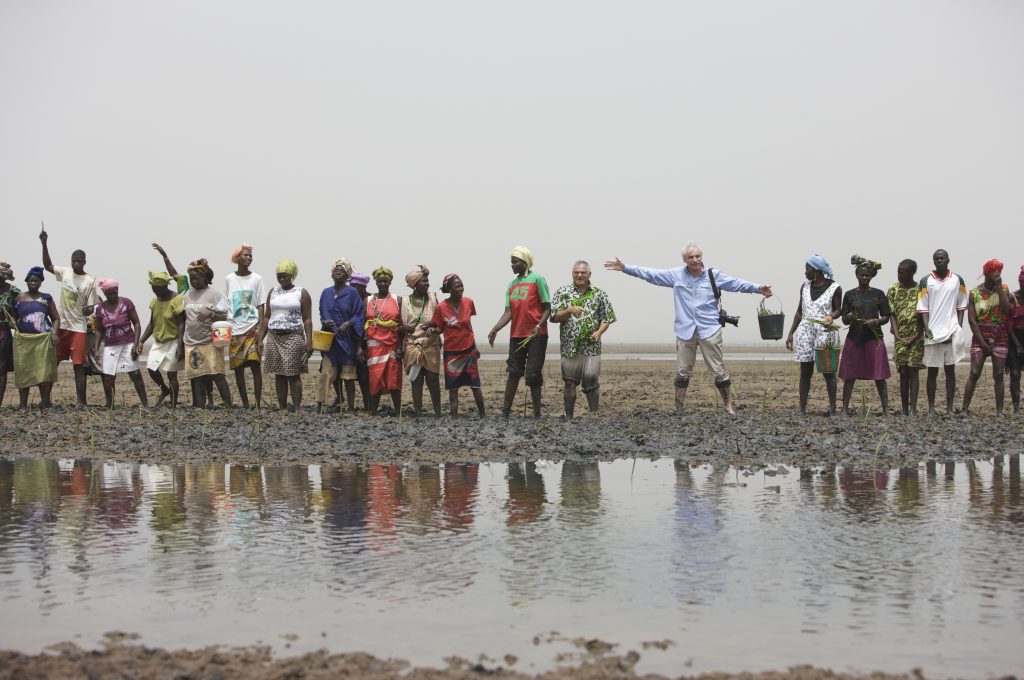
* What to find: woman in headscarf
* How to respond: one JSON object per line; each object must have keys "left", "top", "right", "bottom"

{"left": 0, "top": 262, "right": 21, "bottom": 407}
{"left": 961, "top": 259, "right": 1012, "bottom": 415}
{"left": 137, "top": 271, "right": 186, "bottom": 407}
{"left": 432, "top": 273, "right": 486, "bottom": 417}
{"left": 1008, "top": 265, "right": 1024, "bottom": 414}
{"left": 182, "top": 258, "right": 233, "bottom": 408}
{"left": 93, "top": 279, "right": 148, "bottom": 408}
{"left": 785, "top": 255, "right": 842, "bottom": 416}
{"left": 316, "top": 257, "right": 365, "bottom": 414}
{"left": 364, "top": 267, "right": 403, "bottom": 415}
{"left": 401, "top": 265, "right": 442, "bottom": 418}
{"left": 260, "top": 259, "right": 313, "bottom": 412}
{"left": 838, "top": 256, "right": 891, "bottom": 415}
{"left": 11, "top": 266, "right": 60, "bottom": 409}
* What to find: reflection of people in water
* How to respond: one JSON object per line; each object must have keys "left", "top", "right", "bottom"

{"left": 672, "top": 462, "right": 727, "bottom": 606}
{"left": 442, "top": 463, "right": 479, "bottom": 532}
{"left": 559, "top": 462, "right": 602, "bottom": 521}
{"left": 400, "top": 465, "right": 442, "bottom": 534}
{"left": 837, "top": 467, "right": 889, "bottom": 511}
{"left": 322, "top": 464, "right": 368, "bottom": 536}
{"left": 506, "top": 462, "right": 546, "bottom": 526}
{"left": 367, "top": 464, "right": 402, "bottom": 535}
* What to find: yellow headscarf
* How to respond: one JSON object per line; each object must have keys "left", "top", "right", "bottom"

{"left": 372, "top": 266, "right": 394, "bottom": 281}
{"left": 405, "top": 265, "right": 430, "bottom": 289}
{"left": 276, "top": 259, "right": 299, "bottom": 277}
{"left": 148, "top": 271, "right": 173, "bottom": 286}
{"left": 510, "top": 245, "right": 534, "bottom": 273}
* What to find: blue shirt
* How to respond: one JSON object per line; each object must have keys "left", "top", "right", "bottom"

{"left": 624, "top": 264, "right": 761, "bottom": 341}
{"left": 318, "top": 285, "right": 366, "bottom": 366}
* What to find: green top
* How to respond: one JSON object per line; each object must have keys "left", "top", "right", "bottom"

{"left": 149, "top": 294, "right": 185, "bottom": 343}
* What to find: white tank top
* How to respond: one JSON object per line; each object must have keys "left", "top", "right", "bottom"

{"left": 268, "top": 285, "right": 304, "bottom": 331}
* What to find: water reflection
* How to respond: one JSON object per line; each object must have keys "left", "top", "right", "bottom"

{"left": 0, "top": 457, "right": 1022, "bottom": 677}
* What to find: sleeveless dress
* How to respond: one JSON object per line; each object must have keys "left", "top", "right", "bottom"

{"left": 792, "top": 281, "right": 840, "bottom": 363}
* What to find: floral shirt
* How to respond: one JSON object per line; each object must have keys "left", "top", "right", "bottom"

{"left": 551, "top": 284, "right": 616, "bottom": 357}
{"left": 0, "top": 284, "right": 21, "bottom": 327}
{"left": 971, "top": 284, "right": 1009, "bottom": 324}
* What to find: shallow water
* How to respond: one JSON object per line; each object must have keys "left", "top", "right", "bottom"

{"left": 0, "top": 457, "right": 1021, "bottom": 676}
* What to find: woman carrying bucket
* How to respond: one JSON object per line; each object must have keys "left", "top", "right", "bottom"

{"left": 260, "top": 259, "right": 313, "bottom": 412}
{"left": 315, "top": 257, "right": 365, "bottom": 414}
{"left": 785, "top": 255, "right": 842, "bottom": 417}
{"left": 182, "top": 258, "right": 233, "bottom": 408}
{"left": 92, "top": 279, "right": 149, "bottom": 408}
{"left": 838, "top": 256, "right": 891, "bottom": 415}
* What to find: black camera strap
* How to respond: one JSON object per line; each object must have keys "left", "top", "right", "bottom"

{"left": 708, "top": 268, "right": 721, "bottom": 306}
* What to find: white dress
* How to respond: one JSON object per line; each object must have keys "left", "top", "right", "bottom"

{"left": 793, "top": 281, "right": 840, "bottom": 363}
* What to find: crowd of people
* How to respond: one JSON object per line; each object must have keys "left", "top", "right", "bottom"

{"left": 1, "top": 233, "right": 1021, "bottom": 419}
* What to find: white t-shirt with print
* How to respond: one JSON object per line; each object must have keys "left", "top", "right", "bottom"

{"left": 225, "top": 272, "right": 266, "bottom": 335}
{"left": 52, "top": 265, "right": 99, "bottom": 333}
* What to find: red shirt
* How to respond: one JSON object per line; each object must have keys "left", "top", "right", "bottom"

{"left": 432, "top": 297, "right": 477, "bottom": 352}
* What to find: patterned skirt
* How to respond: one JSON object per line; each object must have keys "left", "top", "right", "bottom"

{"left": 443, "top": 345, "right": 481, "bottom": 390}
{"left": 263, "top": 330, "right": 309, "bottom": 376}
{"left": 971, "top": 322, "right": 1009, "bottom": 360}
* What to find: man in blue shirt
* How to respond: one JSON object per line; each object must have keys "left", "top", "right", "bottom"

{"left": 605, "top": 242, "right": 772, "bottom": 414}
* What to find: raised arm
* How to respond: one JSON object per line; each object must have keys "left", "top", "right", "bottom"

{"left": 40, "top": 228, "right": 54, "bottom": 274}
{"left": 153, "top": 243, "right": 179, "bottom": 278}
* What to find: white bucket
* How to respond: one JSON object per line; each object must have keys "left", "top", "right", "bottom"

{"left": 211, "top": 321, "right": 232, "bottom": 348}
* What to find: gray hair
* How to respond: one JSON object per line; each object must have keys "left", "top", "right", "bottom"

{"left": 681, "top": 241, "right": 702, "bottom": 259}
{"left": 572, "top": 260, "right": 591, "bottom": 272}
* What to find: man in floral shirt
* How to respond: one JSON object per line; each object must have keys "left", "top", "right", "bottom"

{"left": 551, "top": 260, "right": 616, "bottom": 418}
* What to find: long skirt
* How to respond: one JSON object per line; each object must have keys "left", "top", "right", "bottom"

{"left": 443, "top": 345, "right": 481, "bottom": 390}
{"left": 366, "top": 336, "right": 402, "bottom": 395}
{"left": 13, "top": 331, "right": 57, "bottom": 388}
{"left": 838, "top": 336, "right": 891, "bottom": 381}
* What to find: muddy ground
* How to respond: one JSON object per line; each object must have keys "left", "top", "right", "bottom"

{"left": 0, "top": 636, "right": 942, "bottom": 680}
{"left": 1, "top": 359, "right": 1019, "bottom": 467}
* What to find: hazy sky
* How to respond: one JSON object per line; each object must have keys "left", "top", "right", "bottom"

{"left": 2, "top": 0, "right": 1022, "bottom": 344}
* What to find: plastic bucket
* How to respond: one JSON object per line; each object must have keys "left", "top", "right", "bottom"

{"left": 312, "top": 329, "right": 335, "bottom": 352}
{"left": 211, "top": 321, "right": 232, "bottom": 348}
{"left": 814, "top": 346, "right": 840, "bottom": 374}
{"left": 757, "top": 298, "right": 785, "bottom": 340}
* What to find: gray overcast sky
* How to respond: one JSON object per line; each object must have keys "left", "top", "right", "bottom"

{"left": 2, "top": 0, "right": 1022, "bottom": 344}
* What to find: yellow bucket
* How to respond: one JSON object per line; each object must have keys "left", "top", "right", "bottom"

{"left": 312, "top": 329, "right": 335, "bottom": 352}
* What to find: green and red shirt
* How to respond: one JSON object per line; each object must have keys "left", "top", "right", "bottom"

{"left": 504, "top": 272, "right": 550, "bottom": 338}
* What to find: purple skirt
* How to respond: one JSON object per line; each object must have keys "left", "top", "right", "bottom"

{"left": 838, "top": 336, "right": 891, "bottom": 381}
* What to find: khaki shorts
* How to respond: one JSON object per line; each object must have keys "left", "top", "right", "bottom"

{"left": 560, "top": 355, "right": 601, "bottom": 393}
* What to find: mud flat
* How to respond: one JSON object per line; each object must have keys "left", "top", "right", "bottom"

{"left": 0, "top": 638, "right": 927, "bottom": 680}
{"left": 1, "top": 360, "right": 1017, "bottom": 467}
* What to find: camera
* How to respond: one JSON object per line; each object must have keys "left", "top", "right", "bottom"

{"left": 718, "top": 310, "right": 740, "bottom": 327}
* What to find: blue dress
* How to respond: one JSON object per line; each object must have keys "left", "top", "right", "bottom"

{"left": 318, "top": 285, "right": 366, "bottom": 367}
